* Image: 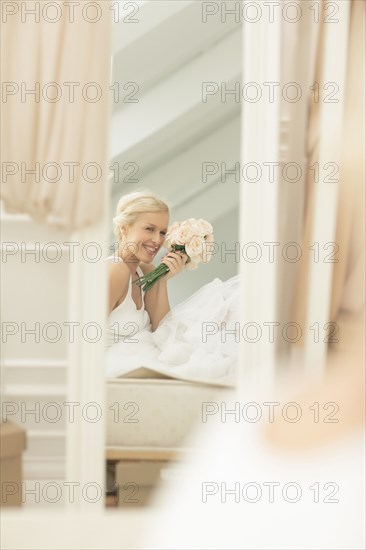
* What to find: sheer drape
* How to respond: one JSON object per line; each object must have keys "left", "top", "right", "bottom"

{"left": 328, "top": 0, "right": 365, "bottom": 353}
{"left": 1, "top": 1, "right": 111, "bottom": 229}
{"left": 292, "top": 0, "right": 365, "bottom": 354}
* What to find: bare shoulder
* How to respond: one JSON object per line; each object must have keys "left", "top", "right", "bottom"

{"left": 140, "top": 262, "right": 156, "bottom": 275}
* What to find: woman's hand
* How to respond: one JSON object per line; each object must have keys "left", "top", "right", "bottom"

{"left": 160, "top": 250, "right": 188, "bottom": 282}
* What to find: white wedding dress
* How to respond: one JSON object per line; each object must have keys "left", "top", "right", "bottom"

{"left": 105, "top": 256, "right": 240, "bottom": 385}
{"left": 139, "top": 418, "right": 365, "bottom": 549}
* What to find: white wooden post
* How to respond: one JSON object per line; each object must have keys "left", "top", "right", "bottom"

{"left": 304, "top": 0, "right": 350, "bottom": 375}
{"left": 65, "top": 209, "right": 110, "bottom": 510}
{"left": 238, "top": 0, "right": 282, "bottom": 391}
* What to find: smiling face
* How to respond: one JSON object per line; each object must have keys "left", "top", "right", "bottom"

{"left": 120, "top": 211, "right": 169, "bottom": 264}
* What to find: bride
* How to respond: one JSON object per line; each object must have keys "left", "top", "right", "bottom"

{"left": 105, "top": 190, "right": 239, "bottom": 385}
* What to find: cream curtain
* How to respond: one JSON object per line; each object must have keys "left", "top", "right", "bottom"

{"left": 292, "top": 0, "right": 365, "bottom": 355}
{"left": 1, "top": 1, "right": 111, "bottom": 230}
{"left": 328, "top": 0, "right": 365, "bottom": 354}
{"left": 291, "top": 3, "right": 325, "bottom": 342}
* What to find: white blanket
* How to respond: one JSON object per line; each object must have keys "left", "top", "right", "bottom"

{"left": 105, "top": 274, "right": 240, "bottom": 386}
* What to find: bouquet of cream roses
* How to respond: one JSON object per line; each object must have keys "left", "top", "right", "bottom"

{"left": 134, "top": 218, "right": 214, "bottom": 291}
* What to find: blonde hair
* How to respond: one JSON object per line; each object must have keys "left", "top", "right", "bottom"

{"left": 113, "top": 190, "right": 170, "bottom": 241}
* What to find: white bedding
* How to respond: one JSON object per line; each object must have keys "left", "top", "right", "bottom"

{"left": 106, "top": 274, "right": 240, "bottom": 386}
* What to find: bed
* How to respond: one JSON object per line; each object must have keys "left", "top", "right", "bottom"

{"left": 105, "top": 370, "right": 234, "bottom": 506}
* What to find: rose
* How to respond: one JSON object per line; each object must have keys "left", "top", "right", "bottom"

{"left": 166, "top": 221, "right": 180, "bottom": 234}
{"left": 184, "top": 218, "right": 211, "bottom": 238}
{"left": 173, "top": 224, "right": 196, "bottom": 245}
{"left": 185, "top": 235, "right": 205, "bottom": 258}
{"left": 197, "top": 218, "right": 213, "bottom": 237}
{"left": 163, "top": 221, "right": 181, "bottom": 248}
{"left": 164, "top": 221, "right": 195, "bottom": 247}
{"left": 184, "top": 218, "right": 213, "bottom": 238}
{"left": 165, "top": 219, "right": 214, "bottom": 246}
{"left": 163, "top": 218, "right": 214, "bottom": 265}
{"left": 166, "top": 220, "right": 205, "bottom": 246}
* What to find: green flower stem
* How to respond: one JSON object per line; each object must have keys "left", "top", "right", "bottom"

{"left": 134, "top": 264, "right": 169, "bottom": 292}
{"left": 133, "top": 245, "right": 189, "bottom": 292}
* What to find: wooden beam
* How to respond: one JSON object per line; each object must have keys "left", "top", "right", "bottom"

{"left": 106, "top": 447, "right": 180, "bottom": 461}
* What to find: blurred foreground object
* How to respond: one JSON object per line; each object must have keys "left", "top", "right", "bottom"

{"left": 0, "top": 421, "right": 26, "bottom": 507}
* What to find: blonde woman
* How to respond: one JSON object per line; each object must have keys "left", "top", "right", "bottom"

{"left": 105, "top": 190, "right": 240, "bottom": 384}
{"left": 107, "top": 191, "right": 187, "bottom": 343}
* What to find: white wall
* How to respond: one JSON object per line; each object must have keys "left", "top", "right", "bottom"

{"left": 1, "top": 214, "right": 69, "bottom": 500}
{"left": 108, "top": 1, "right": 242, "bottom": 304}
